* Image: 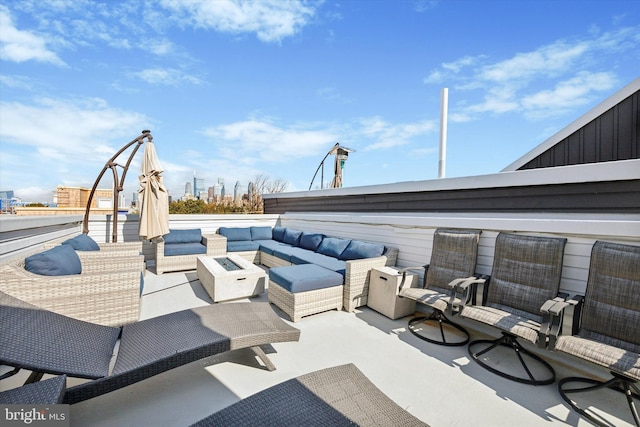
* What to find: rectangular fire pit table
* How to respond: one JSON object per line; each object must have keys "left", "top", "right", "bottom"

{"left": 197, "top": 254, "right": 266, "bottom": 302}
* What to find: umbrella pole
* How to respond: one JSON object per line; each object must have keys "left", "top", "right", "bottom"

{"left": 83, "top": 130, "right": 152, "bottom": 242}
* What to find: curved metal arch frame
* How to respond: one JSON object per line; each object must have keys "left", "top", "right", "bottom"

{"left": 82, "top": 130, "right": 152, "bottom": 242}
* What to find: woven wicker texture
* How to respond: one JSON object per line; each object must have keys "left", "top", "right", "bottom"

{"left": 0, "top": 375, "right": 66, "bottom": 404}
{"left": 485, "top": 233, "right": 566, "bottom": 320}
{"left": 400, "top": 229, "right": 480, "bottom": 310}
{"left": 64, "top": 302, "right": 300, "bottom": 404}
{"left": 0, "top": 291, "right": 120, "bottom": 379}
{"left": 155, "top": 234, "right": 226, "bottom": 274}
{"left": 269, "top": 280, "right": 343, "bottom": 322}
{"left": 0, "top": 250, "right": 141, "bottom": 326}
{"left": 191, "top": 363, "right": 428, "bottom": 427}
{"left": 554, "top": 241, "right": 640, "bottom": 380}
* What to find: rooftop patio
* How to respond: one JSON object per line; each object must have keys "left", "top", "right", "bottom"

{"left": 2, "top": 264, "right": 634, "bottom": 426}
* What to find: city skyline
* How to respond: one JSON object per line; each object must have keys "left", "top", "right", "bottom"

{"left": 1, "top": 1, "right": 639, "bottom": 202}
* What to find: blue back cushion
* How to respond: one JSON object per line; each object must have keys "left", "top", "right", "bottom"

{"left": 250, "top": 226, "right": 273, "bottom": 241}
{"left": 163, "top": 229, "right": 202, "bottom": 244}
{"left": 316, "top": 237, "right": 351, "bottom": 259}
{"left": 299, "top": 233, "right": 324, "bottom": 251}
{"left": 272, "top": 227, "right": 286, "bottom": 242}
{"left": 164, "top": 242, "right": 207, "bottom": 256}
{"left": 283, "top": 228, "right": 303, "bottom": 246}
{"left": 219, "top": 227, "right": 251, "bottom": 242}
{"left": 25, "top": 244, "right": 82, "bottom": 276}
{"left": 339, "top": 240, "right": 385, "bottom": 260}
{"left": 62, "top": 234, "right": 100, "bottom": 251}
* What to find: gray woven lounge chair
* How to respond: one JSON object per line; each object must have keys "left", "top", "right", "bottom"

{"left": 0, "top": 291, "right": 300, "bottom": 404}
{"left": 455, "top": 232, "right": 567, "bottom": 385}
{"left": 398, "top": 228, "right": 481, "bottom": 346}
{"left": 0, "top": 375, "right": 66, "bottom": 404}
{"left": 191, "top": 363, "right": 429, "bottom": 427}
{"left": 545, "top": 241, "right": 640, "bottom": 427}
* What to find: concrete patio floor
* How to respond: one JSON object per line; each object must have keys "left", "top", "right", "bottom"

{"left": 6, "top": 266, "right": 636, "bottom": 426}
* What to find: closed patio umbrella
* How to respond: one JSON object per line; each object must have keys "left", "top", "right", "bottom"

{"left": 138, "top": 139, "right": 169, "bottom": 241}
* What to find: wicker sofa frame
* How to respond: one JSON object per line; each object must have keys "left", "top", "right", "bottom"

{"left": 0, "top": 250, "right": 144, "bottom": 327}
{"left": 216, "top": 230, "right": 398, "bottom": 312}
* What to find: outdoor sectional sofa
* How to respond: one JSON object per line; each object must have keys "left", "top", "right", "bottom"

{"left": 217, "top": 226, "right": 398, "bottom": 312}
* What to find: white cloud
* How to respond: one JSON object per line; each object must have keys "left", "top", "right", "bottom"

{"left": 521, "top": 71, "right": 616, "bottom": 118}
{"left": 157, "top": 0, "right": 318, "bottom": 42}
{"left": 0, "top": 5, "right": 65, "bottom": 65}
{"left": 359, "top": 117, "right": 436, "bottom": 150}
{"left": 0, "top": 98, "right": 150, "bottom": 193}
{"left": 133, "top": 68, "right": 205, "bottom": 86}
{"left": 204, "top": 119, "right": 336, "bottom": 163}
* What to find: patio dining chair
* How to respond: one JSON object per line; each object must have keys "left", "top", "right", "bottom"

{"left": 0, "top": 290, "right": 300, "bottom": 405}
{"left": 455, "top": 232, "right": 567, "bottom": 385}
{"left": 398, "top": 228, "right": 481, "bottom": 346}
{"left": 546, "top": 241, "right": 640, "bottom": 427}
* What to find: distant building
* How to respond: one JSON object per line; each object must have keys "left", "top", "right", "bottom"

{"left": 234, "top": 181, "right": 242, "bottom": 202}
{"left": 185, "top": 181, "right": 192, "bottom": 196}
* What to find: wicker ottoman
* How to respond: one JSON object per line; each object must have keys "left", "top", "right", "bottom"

{"left": 268, "top": 264, "right": 344, "bottom": 322}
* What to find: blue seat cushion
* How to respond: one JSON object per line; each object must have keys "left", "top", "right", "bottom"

{"left": 269, "top": 264, "right": 344, "bottom": 293}
{"left": 164, "top": 242, "right": 206, "bottom": 256}
{"left": 227, "top": 241, "right": 261, "bottom": 252}
{"left": 272, "top": 227, "right": 286, "bottom": 242}
{"left": 218, "top": 227, "right": 251, "bottom": 242}
{"left": 257, "top": 240, "right": 288, "bottom": 255}
{"left": 62, "top": 234, "right": 100, "bottom": 251}
{"left": 316, "top": 237, "right": 351, "bottom": 259}
{"left": 290, "top": 251, "right": 346, "bottom": 276}
{"left": 250, "top": 226, "right": 273, "bottom": 241}
{"left": 25, "top": 244, "right": 82, "bottom": 276}
{"left": 299, "top": 233, "right": 324, "bottom": 251}
{"left": 164, "top": 229, "right": 202, "bottom": 244}
{"left": 283, "top": 228, "right": 303, "bottom": 246}
{"left": 272, "top": 246, "right": 308, "bottom": 263}
{"left": 339, "top": 240, "right": 385, "bottom": 261}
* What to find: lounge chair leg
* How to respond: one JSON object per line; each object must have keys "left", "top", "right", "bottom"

{"left": 25, "top": 371, "right": 44, "bottom": 384}
{"left": 251, "top": 346, "right": 276, "bottom": 371}
{"left": 559, "top": 373, "right": 640, "bottom": 427}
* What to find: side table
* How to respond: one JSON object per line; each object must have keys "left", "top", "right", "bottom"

{"left": 367, "top": 266, "right": 419, "bottom": 319}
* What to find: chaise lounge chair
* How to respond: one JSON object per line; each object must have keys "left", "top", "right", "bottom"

{"left": 0, "top": 290, "right": 300, "bottom": 404}
{"left": 191, "top": 363, "right": 429, "bottom": 427}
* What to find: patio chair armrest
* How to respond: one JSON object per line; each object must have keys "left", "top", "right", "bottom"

{"left": 449, "top": 276, "right": 486, "bottom": 310}
{"left": 398, "top": 265, "right": 427, "bottom": 291}
{"left": 542, "top": 294, "right": 584, "bottom": 349}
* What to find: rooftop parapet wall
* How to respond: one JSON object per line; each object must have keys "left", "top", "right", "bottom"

{"left": 263, "top": 159, "right": 640, "bottom": 214}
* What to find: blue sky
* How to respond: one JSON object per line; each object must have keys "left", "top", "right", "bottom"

{"left": 1, "top": 0, "right": 639, "bottom": 203}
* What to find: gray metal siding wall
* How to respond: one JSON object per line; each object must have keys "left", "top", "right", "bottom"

{"left": 264, "top": 179, "right": 640, "bottom": 214}
{"left": 519, "top": 90, "right": 639, "bottom": 169}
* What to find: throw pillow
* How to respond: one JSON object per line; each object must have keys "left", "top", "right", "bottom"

{"left": 62, "top": 234, "right": 100, "bottom": 251}
{"left": 25, "top": 244, "right": 82, "bottom": 276}
{"left": 316, "top": 237, "right": 351, "bottom": 258}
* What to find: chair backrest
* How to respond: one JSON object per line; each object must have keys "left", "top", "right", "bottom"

{"left": 425, "top": 228, "right": 481, "bottom": 292}
{"left": 579, "top": 241, "right": 640, "bottom": 349}
{"left": 486, "top": 233, "right": 566, "bottom": 320}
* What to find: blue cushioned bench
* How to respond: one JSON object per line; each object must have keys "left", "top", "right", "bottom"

{"left": 268, "top": 264, "right": 344, "bottom": 322}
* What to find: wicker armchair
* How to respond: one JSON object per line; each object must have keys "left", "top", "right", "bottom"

{"left": 0, "top": 251, "right": 143, "bottom": 327}
{"left": 154, "top": 232, "right": 225, "bottom": 274}
{"left": 545, "top": 241, "right": 640, "bottom": 426}
{"left": 456, "top": 232, "right": 567, "bottom": 385}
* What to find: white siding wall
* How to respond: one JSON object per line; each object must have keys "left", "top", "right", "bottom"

{"left": 280, "top": 212, "right": 640, "bottom": 297}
